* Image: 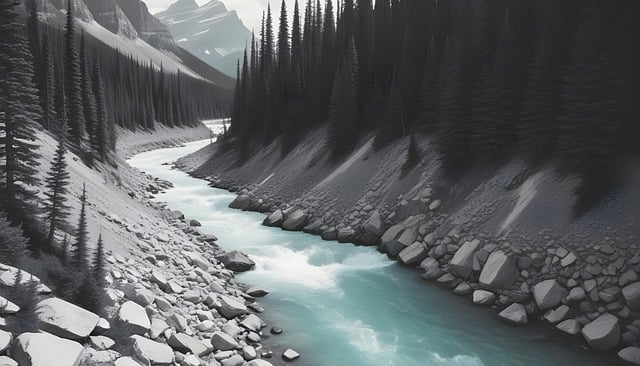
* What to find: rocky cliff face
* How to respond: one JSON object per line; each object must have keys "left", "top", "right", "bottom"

{"left": 156, "top": 0, "right": 251, "bottom": 77}
{"left": 116, "top": 0, "right": 179, "bottom": 51}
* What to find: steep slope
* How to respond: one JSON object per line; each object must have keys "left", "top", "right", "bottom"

{"left": 156, "top": 0, "right": 251, "bottom": 77}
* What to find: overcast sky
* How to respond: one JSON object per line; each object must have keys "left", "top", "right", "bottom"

{"left": 145, "top": 0, "right": 307, "bottom": 33}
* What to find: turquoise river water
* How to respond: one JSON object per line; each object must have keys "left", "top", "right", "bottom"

{"left": 127, "top": 138, "right": 618, "bottom": 366}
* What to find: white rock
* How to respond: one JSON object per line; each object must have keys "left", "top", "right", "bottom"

{"left": 0, "top": 355, "right": 18, "bottom": 366}
{"left": 479, "top": 251, "right": 518, "bottom": 289}
{"left": 90, "top": 335, "right": 115, "bottom": 350}
{"left": 151, "top": 271, "right": 168, "bottom": 288}
{"left": 131, "top": 335, "right": 174, "bottom": 365}
{"left": 118, "top": 301, "right": 151, "bottom": 335}
{"left": 211, "top": 331, "right": 239, "bottom": 351}
{"left": 0, "top": 296, "right": 19, "bottom": 314}
{"left": 37, "top": 297, "right": 99, "bottom": 340}
{"left": 581, "top": 313, "right": 620, "bottom": 351}
{"left": 242, "top": 345, "right": 257, "bottom": 360}
{"left": 398, "top": 242, "right": 429, "bottom": 265}
{"left": 533, "top": 280, "right": 568, "bottom": 311}
{"left": 449, "top": 239, "right": 481, "bottom": 278}
{"left": 0, "top": 330, "right": 11, "bottom": 353}
{"left": 240, "top": 314, "right": 265, "bottom": 332}
{"left": 115, "top": 357, "right": 143, "bottom": 366}
{"left": 248, "top": 360, "right": 273, "bottom": 366}
{"left": 282, "top": 349, "right": 300, "bottom": 361}
{"left": 11, "top": 332, "right": 83, "bottom": 366}
{"left": 618, "top": 347, "right": 640, "bottom": 365}
{"left": 560, "top": 252, "right": 577, "bottom": 267}
{"left": 221, "top": 354, "right": 244, "bottom": 366}
{"left": 131, "top": 288, "right": 155, "bottom": 307}
{"left": 168, "top": 333, "right": 208, "bottom": 356}
{"left": 498, "top": 303, "right": 527, "bottom": 325}
{"left": 556, "top": 319, "right": 582, "bottom": 335}
{"left": 182, "top": 354, "right": 201, "bottom": 366}
{"left": 472, "top": 290, "right": 495, "bottom": 305}
{"left": 150, "top": 318, "right": 170, "bottom": 339}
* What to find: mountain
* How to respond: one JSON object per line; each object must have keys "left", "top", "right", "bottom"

{"left": 31, "top": 0, "right": 234, "bottom": 89}
{"left": 156, "top": 0, "right": 251, "bottom": 77}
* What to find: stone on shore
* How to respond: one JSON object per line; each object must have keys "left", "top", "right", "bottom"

{"left": 0, "top": 296, "right": 19, "bottom": 314}
{"left": 229, "top": 195, "right": 251, "bottom": 210}
{"left": 117, "top": 301, "right": 151, "bottom": 335}
{"left": 218, "top": 251, "right": 255, "bottom": 272}
{"left": 556, "top": 319, "right": 582, "bottom": 335}
{"left": 618, "top": 347, "right": 640, "bottom": 365}
{"left": 398, "top": 242, "right": 429, "bottom": 265}
{"left": 218, "top": 295, "right": 248, "bottom": 319}
{"left": 282, "top": 209, "right": 307, "bottom": 231}
{"left": 0, "top": 330, "right": 11, "bottom": 353}
{"left": 473, "top": 290, "right": 495, "bottom": 305}
{"left": 533, "top": 280, "right": 568, "bottom": 311}
{"left": 363, "top": 211, "right": 384, "bottom": 236}
{"left": 115, "top": 357, "right": 143, "bottom": 366}
{"left": 449, "top": 239, "right": 481, "bottom": 278}
{"left": 498, "top": 303, "right": 527, "bottom": 325}
{"left": 131, "top": 335, "right": 174, "bottom": 365}
{"left": 211, "top": 331, "right": 239, "bottom": 351}
{"left": 168, "top": 333, "right": 208, "bottom": 356}
{"left": 263, "top": 210, "right": 284, "bottom": 227}
{"left": 581, "top": 313, "right": 620, "bottom": 351}
{"left": 37, "top": 297, "right": 100, "bottom": 340}
{"left": 282, "top": 349, "right": 300, "bottom": 361}
{"left": 246, "top": 286, "right": 269, "bottom": 297}
{"left": 479, "top": 251, "right": 518, "bottom": 289}
{"left": 248, "top": 360, "right": 274, "bottom": 366}
{"left": 622, "top": 282, "right": 640, "bottom": 310}
{"left": 12, "top": 332, "right": 83, "bottom": 366}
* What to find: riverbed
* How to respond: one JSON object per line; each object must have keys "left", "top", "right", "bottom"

{"left": 127, "top": 137, "right": 617, "bottom": 366}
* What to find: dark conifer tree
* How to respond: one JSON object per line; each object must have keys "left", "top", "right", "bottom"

{"left": 93, "top": 233, "right": 106, "bottom": 287}
{"left": 44, "top": 117, "right": 71, "bottom": 246}
{"left": 64, "top": 0, "right": 86, "bottom": 146}
{"left": 277, "top": 0, "right": 290, "bottom": 72}
{"left": 92, "top": 58, "right": 109, "bottom": 160}
{"left": 41, "top": 36, "right": 56, "bottom": 132}
{"left": 0, "top": 213, "right": 28, "bottom": 265}
{"left": 0, "top": 0, "right": 43, "bottom": 221}
{"left": 73, "top": 183, "right": 89, "bottom": 270}
{"left": 79, "top": 31, "right": 97, "bottom": 152}
{"left": 291, "top": 0, "right": 303, "bottom": 77}
{"left": 418, "top": 38, "right": 440, "bottom": 133}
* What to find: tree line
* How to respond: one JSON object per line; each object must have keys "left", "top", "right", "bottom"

{"left": 229, "top": 0, "right": 639, "bottom": 211}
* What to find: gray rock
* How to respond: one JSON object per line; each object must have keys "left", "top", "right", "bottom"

{"left": 363, "top": 210, "right": 384, "bottom": 236}
{"left": 242, "top": 346, "right": 257, "bottom": 361}
{"left": 282, "top": 209, "right": 307, "bottom": 231}
{"left": 449, "top": 239, "right": 481, "bottom": 278}
{"left": 218, "top": 251, "right": 255, "bottom": 272}
{"left": 189, "top": 219, "right": 201, "bottom": 227}
{"left": 131, "top": 335, "right": 174, "bottom": 365}
{"left": 168, "top": 333, "right": 208, "bottom": 356}
{"left": 337, "top": 227, "right": 356, "bottom": 243}
{"left": 150, "top": 318, "right": 170, "bottom": 339}
{"left": 380, "top": 224, "right": 403, "bottom": 252}
{"left": 263, "top": 210, "right": 284, "bottom": 227}
{"left": 533, "top": 280, "right": 568, "bottom": 311}
{"left": 117, "top": 301, "right": 151, "bottom": 335}
{"left": 581, "top": 313, "right": 620, "bottom": 351}
{"left": 248, "top": 360, "right": 274, "bottom": 366}
{"left": 561, "top": 252, "right": 577, "bottom": 267}
{"left": 499, "top": 303, "right": 528, "bottom": 325}
{"left": 620, "top": 270, "right": 638, "bottom": 287}
{"left": 151, "top": 271, "right": 168, "bottom": 288}
{"left": 12, "top": 332, "right": 83, "bottom": 366}
{"left": 114, "top": 357, "right": 143, "bottom": 366}
{"left": 218, "top": 295, "right": 248, "bottom": 319}
{"left": 211, "top": 331, "right": 239, "bottom": 351}
{"left": 473, "top": 290, "right": 495, "bottom": 305}
{"left": 556, "top": 319, "right": 582, "bottom": 335}
{"left": 229, "top": 195, "right": 251, "bottom": 210}
{"left": 37, "top": 297, "right": 100, "bottom": 340}
{"left": 565, "top": 287, "right": 586, "bottom": 303}
{"left": 386, "top": 227, "right": 417, "bottom": 257}
{"left": 622, "top": 282, "right": 640, "bottom": 310}
{"left": 0, "top": 296, "right": 19, "bottom": 314}
{"left": 130, "top": 288, "right": 155, "bottom": 307}
{"left": 90, "top": 336, "right": 115, "bottom": 350}
{"left": 479, "top": 251, "right": 519, "bottom": 289}
{"left": 543, "top": 305, "right": 570, "bottom": 324}
{"left": 246, "top": 286, "right": 269, "bottom": 297}
{"left": 282, "top": 349, "right": 300, "bottom": 361}
{"left": 0, "top": 356, "right": 17, "bottom": 366}
{"left": 618, "top": 347, "right": 640, "bottom": 365}
{"left": 240, "top": 314, "right": 265, "bottom": 332}
{"left": 398, "top": 242, "right": 429, "bottom": 265}
{"left": 221, "top": 355, "right": 245, "bottom": 366}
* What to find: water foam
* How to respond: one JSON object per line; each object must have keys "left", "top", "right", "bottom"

{"left": 430, "top": 352, "right": 485, "bottom": 366}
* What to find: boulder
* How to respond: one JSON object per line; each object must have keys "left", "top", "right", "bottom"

{"left": 150, "top": 271, "right": 168, "bottom": 288}
{"left": 189, "top": 219, "right": 201, "bottom": 227}
{"left": 37, "top": 298, "right": 100, "bottom": 340}
{"left": 398, "top": 242, "right": 428, "bottom": 265}
{"left": 363, "top": 211, "right": 384, "bottom": 236}
{"left": 581, "top": 313, "right": 620, "bottom": 351}
{"left": 282, "top": 210, "right": 307, "bottom": 231}
{"left": 0, "top": 356, "right": 18, "bottom": 366}
{"left": 131, "top": 335, "right": 174, "bottom": 365}
{"left": 263, "top": 210, "right": 284, "bottom": 227}
{"left": 12, "top": 332, "right": 83, "bottom": 366}
{"left": 556, "top": 319, "right": 582, "bottom": 335}
{"left": 218, "top": 251, "right": 255, "bottom": 272}
{"left": 131, "top": 288, "right": 155, "bottom": 307}
{"left": 282, "top": 349, "right": 300, "bottom": 361}
{"left": 543, "top": 305, "right": 570, "bottom": 324}
{"left": 379, "top": 224, "right": 403, "bottom": 252}
{"left": 240, "top": 314, "right": 265, "bottom": 332}
{"left": 498, "top": 303, "right": 528, "bottom": 325}
{"left": 449, "top": 239, "right": 481, "bottom": 278}
{"left": 386, "top": 227, "right": 417, "bottom": 257}
{"left": 246, "top": 286, "right": 269, "bottom": 297}
{"left": 229, "top": 195, "right": 251, "bottom": 210}
{"left": 619, "top": 347, "right": 640, "bottom": 365}
{"left": 168, "top": 333, "right": 208, "bottom": 356}
{"left": 337, "top": 227, "right": 356, "bottom": 243}
{"left": 115, "top": 357, "right": 143, "bottom": 366}
{"left": 565, "top": 287, "right": 586, "bottom": 303}
{"left": 533, "top": 280, "right": 568, "bottom": 311}
{"left": 184, "top": 251, "right": 210, "bottom": 271}
{"left": 479, "top": 251, "right": 518, "bottom": 289}
{"left": 218, "top": 295, "right": 248, "bottom": 319}
{"left": 150, "top": 318, "right": 170, "bottom": 339}
{"left": 622, "top": 282, "right": 640, "bottom": 310}
{"left": 472, "top": 290, "right": 495, "bottom": 305}
{"left": 211, "top": 331, "right": 239, "bottom": 351}
{"left": 89, "top": 336, "right": 115, "bottom": 350}
{"left": 221, "top": 355, "right": 245, "bottom": 366}
{"left": 0, "top": 330, "right": 11, "bottom": 353}
{"left": 117, "top": 301, "right": 151, "bottom": 335}
{"left": 0, "top": 296, "right": 19, "bottom": 314}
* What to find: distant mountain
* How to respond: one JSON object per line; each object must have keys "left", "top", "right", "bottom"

{"left": 156, "top": 0, "right": 251, "bottom": 78}
{"left": 30, "top": 0, "right": 234, "bottom": 90}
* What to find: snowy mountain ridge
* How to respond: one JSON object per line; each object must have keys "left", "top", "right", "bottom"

{"left": 156, "top": 0, "right": 251, "bottom": 77}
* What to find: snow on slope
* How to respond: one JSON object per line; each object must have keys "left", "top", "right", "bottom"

{"left": 79, "top": 18, "right": 201, "bottom": 79}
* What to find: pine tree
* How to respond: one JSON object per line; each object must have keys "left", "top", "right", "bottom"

{"left": 327, "top": 38, "right": 359, "bottom": 159}
{"left": 0, "top": 213, "right": 28, "bottom": 265}
{"left": 93, "top": 233, "right": 106, "bottom": 287}
{"left": 264, "top": 4, "right": 275, "bottom": 73}
{"left": 73, "top": 183, "right": 89, "bottom": 270}
{"left": 64, "top": 0, "right": 86, "bottom": 146}
{"left": 92, "top": 57, "right": 109, "bottom": 160}
{"left": 41, "top": 36, "right": 56, "bottom": 132}
{"left": 80, "top": 31, "right": 97, "bottom": 153}
{"left": 291, "top": 0, "right": 303, "bottom": 75}
{"left": 44, "top": 118, "right": 71, "bottom": 246}
{"left": 277, "top": 0, "right": 290, "bottom": 71}
{"left": 0, "top": 0, "right": 43, "bottom": 221}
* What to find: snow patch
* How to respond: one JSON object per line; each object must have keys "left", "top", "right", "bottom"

{"left": 499, "top": 172, "right": 543, "bottom": 234}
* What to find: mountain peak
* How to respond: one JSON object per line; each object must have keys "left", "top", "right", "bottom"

{"left": 166, "top": 0, "right": 199, "bottom": 13}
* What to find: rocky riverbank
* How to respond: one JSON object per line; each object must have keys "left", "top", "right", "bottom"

{"left": 176, "top": 130, "right": 640, "bottom": 365}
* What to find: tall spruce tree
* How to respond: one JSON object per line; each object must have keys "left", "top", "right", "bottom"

{"left": 73, "top": 183, "right": 89, "bottom": 270}
{"left": 44, "top": 116, "right": 71, "bottom": 246}
{"left": 79, "top": 31, "right": 97, "bottom": 152}
{"left": 64, "top": 0, "right": 86, "bottom": 146}
{"left": 0, "top": 212, "right": 28, "bottom": 265}
{"left": 92, "top": 58, "right": 109, "bottom": 161}
{"left": 0, "top": 0, "right": 43, "bottom": 221}
{"left": 41, "top": 36, "right": 56, "bottom": 131}
{"left": 277, "top": 0, "right": 290, "bottom": 72}
{"left": 93, "top": 233, "right": 105, "bottom": 287}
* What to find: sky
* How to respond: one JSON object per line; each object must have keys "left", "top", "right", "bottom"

{"left": 144, "top": 0, "right": 306, "bottom": 33}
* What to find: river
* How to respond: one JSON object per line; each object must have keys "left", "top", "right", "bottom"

{"left": 127, "top": 130, "right": 616, "bottom": 366}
